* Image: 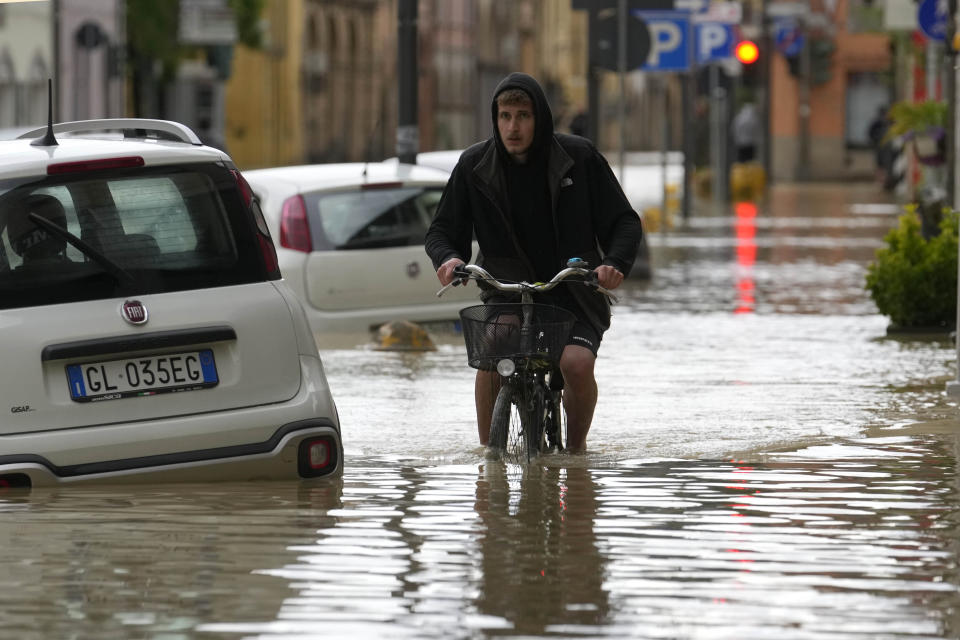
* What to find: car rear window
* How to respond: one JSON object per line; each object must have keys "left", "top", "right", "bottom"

{"left": 0, "top": 163, "right": 268, "bottom": 309}
{"left": 305, "top": 186, "right": 442, "bottom": 250}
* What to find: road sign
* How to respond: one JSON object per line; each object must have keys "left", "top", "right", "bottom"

{"left": 590, "top": 8, "right": 652, "bottom": 70}
{"left": 636, "top": 11, "right": 692, "bottom": 71}
{"left": 918, "top": 0, "right": 948, "bottom": 41}
{"left": 773, "top": 17, "right": 804, "bottom": 57}
{"left": 695, "top": 22, "right": 735, "bottom": 63}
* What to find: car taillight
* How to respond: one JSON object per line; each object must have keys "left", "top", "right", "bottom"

{"left": 231, "top": 168, "right": 281, "bottom": 279}
{"left": 47, "top": 156, "right": 145, "bottom": 175}
{"left": 298, "top": 436, "right": 338, "bottom": 478}
{"left": 230, "top": 169, "right": 254, "bottom": 206}
{"left": 258, "top": 234, "right": 280, "bottom": 274}
{"left": 280, "top": 195, "right": 312, "bottom": 253}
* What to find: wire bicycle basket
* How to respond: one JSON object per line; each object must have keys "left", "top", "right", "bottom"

{"left": 458, "top": 303, "right": 576, "bottom": 371}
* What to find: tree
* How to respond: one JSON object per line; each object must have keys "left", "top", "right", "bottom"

{"left": 126, "top": 0, "right": 264, "bottom": 117}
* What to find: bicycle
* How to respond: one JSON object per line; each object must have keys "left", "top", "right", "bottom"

{"left": 437, "top": 258, "right": 618, "bottom": 462}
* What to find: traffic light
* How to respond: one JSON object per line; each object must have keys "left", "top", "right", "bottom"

{"left": 736, "top": 39, "right": 762, "bottom": 89}
{"left": 734, "top": 40, "right": 759, "bottom": 65}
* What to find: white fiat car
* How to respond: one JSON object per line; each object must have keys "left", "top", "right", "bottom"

{"left": 243, "top": 161, "right": 477, "bottom": 332}
{"left": 0, "top": 119, "right": 342, "bottom": 487}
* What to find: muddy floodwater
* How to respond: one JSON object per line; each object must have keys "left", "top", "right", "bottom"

{"left": 3, "top": 183, "right": 960, "bottom": 639}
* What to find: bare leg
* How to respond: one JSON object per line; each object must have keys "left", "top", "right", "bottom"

{"left": 559, "top": 344, "right": 597, "bottom": 452}
{"left": 475, "top": 369, "right": 502, "bottom": 445}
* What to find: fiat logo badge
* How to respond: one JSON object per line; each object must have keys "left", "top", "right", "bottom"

{"left": 121, "top": 300, "right": 149, "bottom": 325}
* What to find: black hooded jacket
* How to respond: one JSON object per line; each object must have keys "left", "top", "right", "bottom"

{"left": 424, "top": 72, "right": 643, "bottom": 334}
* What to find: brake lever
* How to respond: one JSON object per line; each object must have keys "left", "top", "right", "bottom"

{"left": 436, "top": 267, "right": 471, "bottom": 297}
{"left": 584, "top": 270, "right": 619, "bottom": 304}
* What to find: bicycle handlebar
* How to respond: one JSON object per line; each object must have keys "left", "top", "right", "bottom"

{"left": 436, "top": 262, "right": 620, "bottom": 303}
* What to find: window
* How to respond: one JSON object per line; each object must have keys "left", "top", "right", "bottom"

{"left": 306, "top": 187, "right": 442, "bottom": 250}
{"left": 0, "top": 164, "right": 263, "bottom": 309}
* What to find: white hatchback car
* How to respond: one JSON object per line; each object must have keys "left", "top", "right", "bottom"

{"left": 243, "top": 162, "right": 477, "bottom": 332}
{"left": 0, "top": 118, "right": 342, "bottom": 487}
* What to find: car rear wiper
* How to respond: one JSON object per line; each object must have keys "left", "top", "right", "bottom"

{"left": 27, "top": 212, "right": 135, "bottom": 286}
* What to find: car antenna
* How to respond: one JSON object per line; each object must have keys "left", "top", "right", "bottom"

{"left": 31, "top": 78, "right": 58, "bottom": 147}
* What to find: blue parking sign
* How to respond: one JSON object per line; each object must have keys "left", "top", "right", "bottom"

{"left": 695, "top": 22, "right": 735, "bottom": 63}
{"left": 636, "top": 11, "right": 692, "bottom": 72}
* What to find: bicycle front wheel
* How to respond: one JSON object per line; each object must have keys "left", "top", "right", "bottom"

{"left": 489, "top": 381, "right": 546, "bottom": 462}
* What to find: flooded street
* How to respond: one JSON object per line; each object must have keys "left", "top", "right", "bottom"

{"left": 4, "top": 182, "right": 960, "bottom": 638}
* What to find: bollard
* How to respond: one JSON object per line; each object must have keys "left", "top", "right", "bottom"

{"left": 374, "top": 320, "right": 437, "bottom": 351}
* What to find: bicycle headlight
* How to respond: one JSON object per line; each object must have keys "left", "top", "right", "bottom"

{"left": 496, "top": 358, "right": 516, "bottom": 377}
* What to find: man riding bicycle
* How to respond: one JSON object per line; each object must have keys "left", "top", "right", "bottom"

{"left": 425, "top": 72, "right": 643, "bottom": 452}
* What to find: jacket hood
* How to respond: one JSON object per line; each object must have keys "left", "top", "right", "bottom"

{"left": 490, "top": 72, "right": 554, "bottom": 163}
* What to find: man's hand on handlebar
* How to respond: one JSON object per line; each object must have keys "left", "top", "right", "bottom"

{"left": 437, "top": 257, "right": 466, "bottom": 286}
{"left": 594, "top": 265, "right": 624, "bottom": 290}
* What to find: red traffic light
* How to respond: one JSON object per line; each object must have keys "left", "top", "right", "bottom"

{"left": 735, "top": 40, "right": 759, "bottom": 65}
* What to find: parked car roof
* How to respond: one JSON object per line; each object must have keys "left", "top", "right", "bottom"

{"left": 241, "top": 161, "right": 451, "bottom": 193}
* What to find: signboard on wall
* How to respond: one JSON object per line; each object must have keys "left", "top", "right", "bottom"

{"left": 179, "top": 0, "right": 237, "bottom": 46}
{"left": 883, "top": 0, "right": 917, "bottom": 30}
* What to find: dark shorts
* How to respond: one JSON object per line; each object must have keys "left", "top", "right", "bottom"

{"left": 485, "top": 290, "right": 603, "bottom": 357}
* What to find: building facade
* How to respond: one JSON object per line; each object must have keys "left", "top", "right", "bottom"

{"left": 0, "top": 2, "right": 52, "bottom": 131}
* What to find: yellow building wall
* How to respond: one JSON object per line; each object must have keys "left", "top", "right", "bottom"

{"left": 224, "top": 0, "right": 304, "bottom": 170}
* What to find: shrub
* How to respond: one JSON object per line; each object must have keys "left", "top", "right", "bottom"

{"left": 865, "top": 206, "right": 958, "bottom": 329}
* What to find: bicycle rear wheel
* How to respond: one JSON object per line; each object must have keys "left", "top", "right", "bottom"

{"left": 543, "top": 388, "right": 565, "bottom": 452}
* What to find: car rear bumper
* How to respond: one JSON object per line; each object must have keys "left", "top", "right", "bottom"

{"left": 0, "top": 356, "right": 343, "bottom": 487}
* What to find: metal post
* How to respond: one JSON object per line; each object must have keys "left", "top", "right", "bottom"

{"left": 710, "top": 64, "right": 727, "bottom": 206}
{"left": 946, "top": 0, "right": 960, "bottom": 396}
{"left": 760, "top": 4, "right": 772, "bottom": 187}
{"left": 52, "top": 0, "right": 61, "bottom": 121}
{"left": 588, "top": 8, "right": 600, "bottom": 145}
{"left": 947, "top": 3, "right": 957, "bottom": 209}
{"left": 397, "top": 0, "right": 418, "bottom": 164}
{"left": 927, "top": 39, "right": 939, "bottom": 100}
{"left": 661, "top": 77, "right": 669, "bottom": 219}
{"left": 681, "top": 70, "right": 694, "bottom": 221}
{"left": 798, "top": 3, "right": 811, "bottom": 181}
{"left": 618, "top": 0, "right": 627, "bottom": 185}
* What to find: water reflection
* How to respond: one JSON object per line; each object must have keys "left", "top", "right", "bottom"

{"left": 474, "top": 464, "right": 609, "bottom": 634}
{"left": 734, "top": 201, "right": 757, "bottom": 314}
{"left": 0, "top": 436, "right": 958, "bottom": 638}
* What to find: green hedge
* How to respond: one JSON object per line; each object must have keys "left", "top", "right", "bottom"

{"left": 865, "top": 206, "right": 958, "bottom": 329}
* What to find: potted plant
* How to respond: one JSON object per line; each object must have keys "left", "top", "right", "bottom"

{"left": 885, "top": 100, "right": 948, "bottom": 165}
{"left": 865, "top": 204, "right": 957, "bottom": 332}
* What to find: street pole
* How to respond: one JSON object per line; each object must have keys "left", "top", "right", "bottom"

{"left": 797, "top": 2, "right": 811, "bottom": 181}
{"left": 397, "top": 0, "right": 418, "bottom": 165}
{"left": 946, "top": 0, "right": 960, "bottom": 396}
{"left": 661, "top": 77, "right": 669, "bottom": 218}
{"left": 588, "top": 8, "right": 600, "bottom": 146}
{"left": 760, "top": 4, "right": 772, "bottom": 187}
{"left": 710, "top": 63, "right": 727, "bottom": 207}
{"left": 947, "top": 0, "right": 958, "bottom": 210}
{"left": 618, "top": 0, "right": 627, "bottom": 186}
{"left": 52, "top": 0, "right": 61, "bottom": 121}
{"left": 681, "top": 70, "right": 694, "bottom": 221}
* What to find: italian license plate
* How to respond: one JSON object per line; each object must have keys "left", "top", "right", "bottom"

{"left": 66, "top": 349, "right": 219, "bottom": 403}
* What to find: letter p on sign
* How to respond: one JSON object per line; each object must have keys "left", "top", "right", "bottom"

{"left": 647, "top": 21, "right": 682, "bottom": 67}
